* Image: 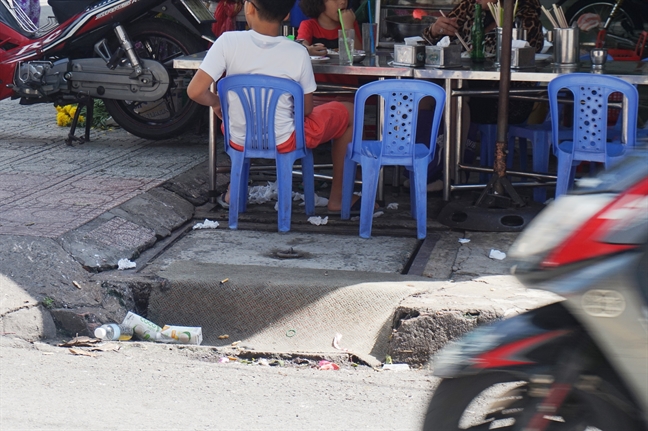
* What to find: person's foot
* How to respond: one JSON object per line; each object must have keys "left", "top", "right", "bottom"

{"left": 216, "top": 187, "right": 230, "bottom": 209}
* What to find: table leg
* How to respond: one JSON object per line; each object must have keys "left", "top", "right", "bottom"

{"left": 209, "top": 82, "right": 218, "bottom": 203}
{"left": 455, "top": 78, "right": 463, "bottom": 185}
{"left": 443, "top": 78, "right": 454, "bottom": 200}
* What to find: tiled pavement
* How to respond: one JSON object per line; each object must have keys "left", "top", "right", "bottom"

{"left": 0, "top": 100, "right": 208, "bottom": 238}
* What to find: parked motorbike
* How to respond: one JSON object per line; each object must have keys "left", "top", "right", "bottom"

{"left": 0, "top": 0, "right": 215, "bottom": 141}
{"left": 423, "top": 147, "right": 648, "bottom": 430}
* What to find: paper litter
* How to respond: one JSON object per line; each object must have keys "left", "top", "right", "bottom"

{"left": 436, "top": 36, "right": 451, "bottom": 47}
{"left": 489, "top": 249, "right": 507, "bottom": 260}
{"left": 458, "top": 238, "right": 470, "bottom": 244}
{"left": 307, "top": 216, "right": 328, "bottom": 226}
{"left": 193, "top": 219, "right": 219, "bottom": 230}
{"left": 117, "top": 258, "right": 136, "bottom": 270}
{"left": 387, "top": 202, "right": 398, "bottom": 210}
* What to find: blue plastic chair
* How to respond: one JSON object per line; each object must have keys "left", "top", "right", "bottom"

{"left": 548, "top": 73, "right": 639, "bottom": 198}
{"left": 217, "top": 74, "right": 315, "bottom": 232}
{"left": 340, "top": 80, "right": 445, "bottom": 239}
{"left": 507, "top": 105, "right": 573, "bottom": 203}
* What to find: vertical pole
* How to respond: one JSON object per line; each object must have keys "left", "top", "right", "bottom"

{"left": 209, "top": 82, "right": 218, "bottom": 203}
{"left": 443, "top": 77, "right": 453, "bottom": 200}
{"left": 494, "top": 0, "right": 514, "bottom": 193}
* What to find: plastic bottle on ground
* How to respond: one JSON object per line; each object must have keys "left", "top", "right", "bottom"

{"left": 94, "top": 323, "right": 133, "bottom": 341}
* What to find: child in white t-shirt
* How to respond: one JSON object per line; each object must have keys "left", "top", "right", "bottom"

{"left": 187, "top": 0, "right": 359, "bottom": 214}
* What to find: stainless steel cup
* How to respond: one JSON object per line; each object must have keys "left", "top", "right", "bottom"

{"left": 591, "top": 48, "right": 608, "bottom": 67}
{"left": 553, "top": 27, "right": 579, "bottom": 65}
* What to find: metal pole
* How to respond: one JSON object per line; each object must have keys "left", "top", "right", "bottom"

{"left": 494, "top": 0, "right": 515, "bottom": 191}
{"left": 209, "top": 82, "right": 218, "bottom": 203}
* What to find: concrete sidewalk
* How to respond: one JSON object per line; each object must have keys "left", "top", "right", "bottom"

{"left": 0, "top": 99, "right": 560, "bottom": 367}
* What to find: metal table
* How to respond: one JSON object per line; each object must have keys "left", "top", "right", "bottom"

{"left": 175, "top": 52, "right": 648, "bottom": 201}
{"left": 413, "top": 59, "right": 648, "bottom": 199}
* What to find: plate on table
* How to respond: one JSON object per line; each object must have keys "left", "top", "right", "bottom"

{"left": 311, "top": 56, "right": 330, "bottom": 63}
{"left": 327, "top": 49, "right": 366, "bottom": 63}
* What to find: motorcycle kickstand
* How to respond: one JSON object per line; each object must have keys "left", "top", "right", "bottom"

{"left": 66, "top": 96, "right": 94, "bottom": 146}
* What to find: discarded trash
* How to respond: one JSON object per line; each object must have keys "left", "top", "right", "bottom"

{"left": 332, "top": 333, "right": 349, "bottom": 352}
{"left": 384, "top": 355, "right": 393, "bottom": 364}
{"left": 72, "top": 281, "right": 82, "bottom": 289}
{"left": 220, "top": 278, "right": 229, "bottom": 285}
{"left": 218, "top": 334, "right": 229, "bottom": 339}
{"left": 218, "top": 356, "right": 230, "bottom": 363}
{"left": 387, "top": 202, "right": 398, "bottom": 210}
{"left": 314, "top": 195, "right": 329, "bottom": 207}
{"left": 458, "top": 238, "right": 470, "bottom": 244}
{"left": 307, "top": 216, "right": 328, "bottom": 226}
{"left": 286, "top": 329, "right": 297, "bottom": 337}
{"left": 489, "top": 249, "right": 507, "bottom": 260}
{"left": 59, "top": 336, "right": 102, "bottom": 347}
{"left": 372, "top": 211, "right": 384, "bottom": 218}
{"left": 382, "top": 363, "right": 410, "bottom": 371}
{"left": 94, "top": 323, "right": 133, "bottom": 341}
{"left": 193, "top": 219, "right": 219, "bottom": 230}
{"left": 157, "top": 325, "right": 203, "bottom": 345}
{"left": 248, "top": 182, "right": 277, "bottom": 205}
{"left": 117, "top": 258, "right": 136, "bottom": 270}
{"left": 121, "top": 312, "right": 162, "bottom": 341}
{"left": 318, "top": 360, "right": 340, "bottom": 370}
{"left": 68, "top": 348, "right": 97, "bottom": 357}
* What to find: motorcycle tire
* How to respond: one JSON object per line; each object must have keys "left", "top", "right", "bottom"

{"left": 423, "top": 372, "right": 640, "bottom": 430}
{"left": 103, "top": 19, "right": 206, "bottom": 140}
{"left": 566, "top": 0, "right": 643, "bottom": 51}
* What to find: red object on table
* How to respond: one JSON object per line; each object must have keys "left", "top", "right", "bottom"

{"left": 598, "top": 30, "right": 647, "bottom": 61}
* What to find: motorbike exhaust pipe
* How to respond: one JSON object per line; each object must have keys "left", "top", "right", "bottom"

{"left": 113, "top": 24, "right": 143, "bottom": 77}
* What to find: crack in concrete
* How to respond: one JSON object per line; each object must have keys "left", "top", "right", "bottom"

{"left": 0, "top": 301, "right": 40, "bottom": 319}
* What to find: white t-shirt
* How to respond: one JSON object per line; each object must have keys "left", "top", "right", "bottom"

{"left": 200, "top": 30, "right": 317, "bottom": 147}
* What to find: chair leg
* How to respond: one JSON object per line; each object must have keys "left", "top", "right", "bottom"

{"left": 276, "top": 158, "right": 294, "bottom": 232}
{"left": 358, "top": 158, "right": 380, "bottom": 239}
{"left": 532, "top": 133, "right": 550, "bottom": 203}
{"left": 412, "top": 160, "right": 428, "bottom": 239}
{"left": 301, "top": 154, "right": 316, "bottom": 216}
{"left": 555, "top": 153, "right": 573, "bottom": 198}
{"left": 340, "top": 156, "right": 358, "bottom": 220}
{"left": 228, "top": 154, "right": 246, "bottom": 230}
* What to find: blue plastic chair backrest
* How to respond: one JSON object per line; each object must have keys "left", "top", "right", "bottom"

{"left": 289, "top": 1, "right": 308, "bottom": 30}
{"left": 217, "top": 74, "right": 306, "bottom": 159}
{"left": 352, "top": 79, "right": 445, "bottom": 165}
{"left": 548, "top": 73, "right": 639, "bottom": 156}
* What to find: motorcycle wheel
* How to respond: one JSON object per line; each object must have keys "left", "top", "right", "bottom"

{"left": 103, "top": 19, "right": 206, "bottom": 140}
{"left": 566, "top": 0, "right": 643, "bottom": 51}
{"left": 423, "top": 372, "right": 639, "bottom": 430}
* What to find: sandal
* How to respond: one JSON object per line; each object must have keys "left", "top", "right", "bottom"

{"left": 216, "top": 191, "right": 229, "bottom": 209}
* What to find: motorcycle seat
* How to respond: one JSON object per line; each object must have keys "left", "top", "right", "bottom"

{"left": 48, "top": 0, "right": 96, "bottom": 24}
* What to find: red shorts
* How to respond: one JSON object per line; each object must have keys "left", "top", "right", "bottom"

{"left": 228, "top": 101, "right": 348, "bottom": 153}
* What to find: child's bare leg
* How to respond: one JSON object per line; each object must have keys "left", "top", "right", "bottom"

{"left": 327, "top": 101, "right": 354, "bottom": 212}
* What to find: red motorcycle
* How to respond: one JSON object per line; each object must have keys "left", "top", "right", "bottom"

{"left": 0, "top": 0, "right": 215, "bottom": 141}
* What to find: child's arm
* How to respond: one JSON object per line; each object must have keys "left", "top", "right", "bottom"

{"left": 297, "top": 39, "right": 327, "bottom": 56}
{"left": 187, "top": 69, "right": 222, "bottom": 119}
{"left": 304, "top": 92, "right": 314, "bottom": 117}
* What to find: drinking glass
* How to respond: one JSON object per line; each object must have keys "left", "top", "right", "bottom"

{"left": 338, "top": 29, "right": 355, "bottom": 65}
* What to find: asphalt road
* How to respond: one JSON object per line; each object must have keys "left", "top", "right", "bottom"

{"left": 0, "top": 337, "right": 436, "bottom": 431}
